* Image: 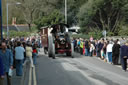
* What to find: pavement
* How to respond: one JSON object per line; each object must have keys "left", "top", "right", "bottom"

{"left": 36, "top": 48, "right": 128, "bottom": 85}
{"left": 3, "top": 69, "right": 22, "bottom": 85}
{"left": 4, "top": 60, "right": 30, "bottom": 85}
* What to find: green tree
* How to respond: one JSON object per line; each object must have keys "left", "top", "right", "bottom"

{"left": 35, "top": 10, "right": 64, "bottom": 30}
{"left": 67, "top": 0, "right": 88, "bottom": 26}
{"left": 14, "top": 0, "right": 63, "bottom": 31}
{"left": 78, "top": 0, "right": 128, "bottom": 35}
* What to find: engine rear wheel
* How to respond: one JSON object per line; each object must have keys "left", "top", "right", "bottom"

{"left": 44, "top": 47, "right": 48, "bottom": 54}
{"left": 71, "top": 43, "right": 74, "bottom": 58}
{"left": 66, "top": 43, "right": 74, "bottom": 58}
{"left": 48, "top": 36, "right": 55, "bottom": 59}
{"left": 52, "top": 43, "right": 55, "bottom": 59}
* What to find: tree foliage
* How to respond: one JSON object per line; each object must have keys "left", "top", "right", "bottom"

{"left": 35, "top": 10, "right": 64, "bottom": 30}
{"left": 67, "top": 0, "right": 88, "bottom": 26}
{"left": 2, "top": 0, "right": 128, "bottom": 36}
{"left": 78, "top": 0, "right": 128, "bottom": 35}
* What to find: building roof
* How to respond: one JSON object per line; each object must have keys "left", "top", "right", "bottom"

{"left": 2, "top": 25, "right": 29, "bottom": 32}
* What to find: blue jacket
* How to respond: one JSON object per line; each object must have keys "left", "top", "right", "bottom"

{"left": 121, "top": 45, "right": 128, "bottom": 58}
{"left": 0, "top": 49, "right": 13, "bottom": 73}
{"left": 0, "top": 56, "right": 4, "bottom": 76}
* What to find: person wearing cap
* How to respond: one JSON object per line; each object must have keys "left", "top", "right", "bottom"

{"left": 120, "top": 41, "right": 128, "bottom": 71}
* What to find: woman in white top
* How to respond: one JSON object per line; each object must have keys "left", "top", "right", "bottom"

{"left": 26, "top": 43, "right": 34, "bottom": 67}
{"left": 89, "top": 42, "right": 95, "bottom": 57}
{"left": 106, "top": 41, "right": 113, "bottom": 63}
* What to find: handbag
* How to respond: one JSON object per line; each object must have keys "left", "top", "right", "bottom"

{"left": 8, "top": 68, "right": 13, "bottom": 76}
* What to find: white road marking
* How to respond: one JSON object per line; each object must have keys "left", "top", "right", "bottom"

{"left": 29, "top": 67, "right": 32, "bottom": 85}
{"left": 33, "top": 66, "right": 37, "bottom": 85}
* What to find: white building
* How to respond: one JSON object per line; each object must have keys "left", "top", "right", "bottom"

{"left": 68, "top": 26, "right": 80, "bottom": 34}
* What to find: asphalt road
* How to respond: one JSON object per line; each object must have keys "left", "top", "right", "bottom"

{"left": 36, "top": 49, "right": 128, "bottom": 85}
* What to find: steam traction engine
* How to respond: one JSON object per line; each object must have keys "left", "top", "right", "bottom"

{"left": 40, "top": 23, "right": 74, "bottom": 59}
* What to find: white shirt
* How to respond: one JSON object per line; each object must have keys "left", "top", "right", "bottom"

{"left": 107, "top": 44, "right": 113, "bottom": 52}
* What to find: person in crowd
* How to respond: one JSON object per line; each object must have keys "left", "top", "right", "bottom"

{"left": 15, "top": 42, "right": 25, "bottom": 76}
{"left": 83, "top": 40, "right": 85, "bottom": 55}
{"left": 120, "top": 41, "right": 128, "bottom": 71}
{"left": 97, "top": 39, "right": 104, "bottom": 58}
{"left": 120, "top": 37, "right": 126, "bottom": 45}
{"left": 112, "top": 40, "right": 120, "bottom": 65}
{"left": 95, "top": 40, "right": 99, "bottom": 57}
{"left": 117, "top": 39, "right": 120, "bottom": 45}
{"left": 97, "top": 40, "right": 101, "bottom": 57}
{"left": 77, "top": 39, "right": 81, "bottom": 53}
{"left": 22, "top": 42, "right": 26, "bottom": 61}
{"left": 12, "top": 41, "right": 17, "bottom": 68}
{"left": 107, "top": 41, "right": 113, "bottom": 64}
{"left": 0, "top": 42, "right": 13, "bottom": 85}
{"left": 32, "top": 43, "right": 38, "bottom": 65}
{"left": 101, "top": 47, "right": 104, "bottom": 59}
{"left": 73, "top": 38, "right": 77, "bottom": 51}
{"left": 103, "top": 42, "right": 107, "bottom": 62}
{"left": 0, "top": 55, "right": 4, "bottom": 85}
{"left": 89, "top": 42, "right": 95, "bottom": 57}
{"left": 90, "top": 35, "right": 93, "bottom": 42}
{"left": 75, "top": 39, "right": 79, "bottom": 52}
{"left": 92, "top": 41, "right": 96, "bottom": 56}
{"left": 26, "top": 43, "right": 34, "bottom": 67}
{"left": 85, "top": 40, "right": 89, "bottom": 56}
{"left": 80, "top": 39, "right": 84, "bottom": 55}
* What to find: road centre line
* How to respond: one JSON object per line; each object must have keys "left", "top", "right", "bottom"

{"left": 33, "top": 66, "right": 37, "bottom": 85}
{"left": 29, "top": 66, "right": 32, "bottom": 85}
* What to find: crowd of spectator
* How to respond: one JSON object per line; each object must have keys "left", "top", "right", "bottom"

{"left": 0, "top": 37, "right": 41, "bottom": 85}
{"left": 73, "top": 37, "right": 128, "bottom": 72}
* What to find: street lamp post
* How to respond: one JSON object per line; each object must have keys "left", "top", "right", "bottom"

{"left": 6, "top": 2, "right": 9, "bottom": 38}
{"left": 65, "top": 0, "right": 67, "bottom": 24}
{"left": 6, "top": 1, "right": 21, "bottom": 38}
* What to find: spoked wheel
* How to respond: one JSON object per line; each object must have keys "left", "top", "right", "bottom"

{"left": 71, "top": 43, "right": 74, "bottom": 58}
{"left": 44, "top": 47, "right": 48, "bottom": 54}
{"left": 66, "top": 43, "right": 74, "bottom": 58}
{"left": 48, "top": 36, "right": 55, "bottom": 59}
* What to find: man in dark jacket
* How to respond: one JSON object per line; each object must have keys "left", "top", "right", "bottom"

{"left": 97, "top": 40, "right": 104, "bottom": 57}
{"left": 112, "top": 40, "right": 120, "bottom": 65}
{"left": 0, "top": 56, "right": 4, "bottom": 85}
{"left": 120, "top": 42, "right": 128, "bottom": 71}
{"left": 73, "top": 38, "right": 77, "bottom": 51}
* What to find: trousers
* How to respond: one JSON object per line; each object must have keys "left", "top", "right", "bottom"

{"left": 0, "top": 77, "right": 4, "bottom": 85}
{"left": 16, "top": 59, "right": 23, "bottom": 76}
{"left": 121, "top": 58, "right": 127, "bottom": 70}
{"left": 0, "top": 73, "right": 11, "bottom": 85}
{"left": 108, "top": 52, "right": 112, "bottom": 63}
